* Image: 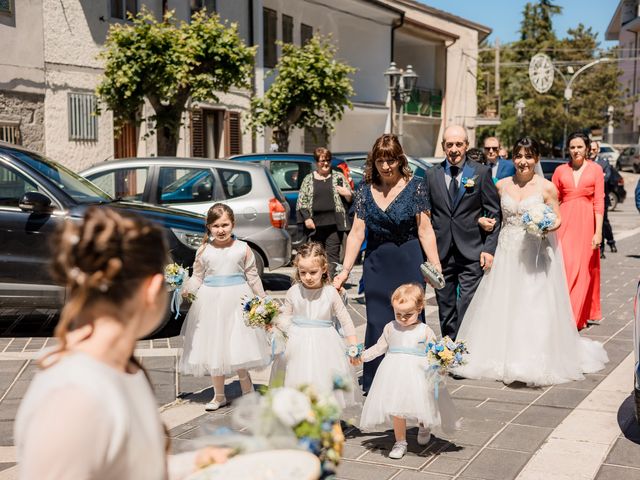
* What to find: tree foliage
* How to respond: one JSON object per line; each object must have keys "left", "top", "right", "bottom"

{"left": 248, "top": 35, "right": 356, "bottom": 152}
{"left": 97, "top": 7, "right": 255, "bottom": 156}
{"left": 477, "top": 0, "right": 627, "bottom": 156}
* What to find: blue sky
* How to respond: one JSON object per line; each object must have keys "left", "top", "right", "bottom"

{"left": 419, "top": 1, "right": 618, "bottom": 49}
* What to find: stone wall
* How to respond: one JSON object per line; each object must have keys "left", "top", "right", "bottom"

{"left": 0, "top": 91, "right": 45, "bottom": 153}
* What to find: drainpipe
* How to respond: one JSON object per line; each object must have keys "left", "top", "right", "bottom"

{"left": 434, "top": 37, "right": 457, "bottom": 157}
{"left": 390, "top": 13, "right": 404, "bottom": 62}
{"left": 248, "top": 0, "right": 257, "bottom": 153}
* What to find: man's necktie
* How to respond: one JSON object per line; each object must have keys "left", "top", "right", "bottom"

{"left": 449, "top": 165, "right": 459, "bottom": 200}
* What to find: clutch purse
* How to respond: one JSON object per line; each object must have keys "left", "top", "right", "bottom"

{"left": 420, "top": 261, "right": 445, "bottom": 290}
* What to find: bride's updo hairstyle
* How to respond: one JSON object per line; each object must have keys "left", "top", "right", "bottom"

{"left": 365, "top": 134, "right": 412, "bottom": 185}
{"left": 48, "top": 206, "right": 168, "bottom": 358}
{"left": 512, "top": 136, "right": 541, "bottom": 159}
{"left": 391, "top": 283, "right": 426, "bottom": 310}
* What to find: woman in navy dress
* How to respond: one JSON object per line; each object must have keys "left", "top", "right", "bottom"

{"left": 333, "top": 134, "right": 440, "bottom": 393}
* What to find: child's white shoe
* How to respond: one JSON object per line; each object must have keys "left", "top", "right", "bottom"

{"left": 205, "top": 397, "right": 228, "bottom": 411}
{"left": 388, "top": 441, "right": 408, "bottom": 459}
{"left": 417, "top": 426, "right": 431, "bottom": 446}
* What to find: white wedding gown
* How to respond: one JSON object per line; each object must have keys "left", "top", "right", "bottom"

{"left": 455, "top": 191, "right": 608, "bottom": 386}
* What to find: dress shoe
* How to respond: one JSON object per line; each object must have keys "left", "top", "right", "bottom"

{"left": 417, "top": 426, "right": 432, "bottom": 446}
{"left": 205, "top": 398, "right": 228, "bottom": 411}
{"left": 600, "top": 251, "right": 606, "bottom": 259}
{"left": 609, "top": 243, "right": 617, "bottom": 253}
{"left": 388, "top": 441, "right": 408, "bottom": 459}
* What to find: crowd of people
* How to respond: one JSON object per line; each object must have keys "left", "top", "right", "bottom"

{"left": 14, "top": 126, "right": 619, "bottom": 476}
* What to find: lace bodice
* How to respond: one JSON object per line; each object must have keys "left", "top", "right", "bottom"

{"left": 499, "top": 192, "right": 549, "bottom": 249}
{"left": 362, "top": 321, "right": 436, "bottom": 362}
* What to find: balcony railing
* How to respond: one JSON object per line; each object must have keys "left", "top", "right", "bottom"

{"left": 403, "top": 87, "right": 442, "bottom": 118}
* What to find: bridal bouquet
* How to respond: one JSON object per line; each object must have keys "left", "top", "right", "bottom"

{"left": 426, "top": 336, "right": 468, "bottom": 373}
{"left": 521, "top": 204, "right": 556, "bottom": 238}
{"left": 164, "top": 263, "right": 195, "bottom": 318}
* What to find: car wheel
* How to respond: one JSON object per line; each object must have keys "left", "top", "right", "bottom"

{"left": 609, "top": 192, "right": 618, "bottom": 211}
{"left": 252, "top": 247, "right": 265, "bottom": 278}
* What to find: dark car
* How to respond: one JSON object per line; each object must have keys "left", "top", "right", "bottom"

{"left": 540, "top": 159, "right": 627, "bottom": 210}
{"left": 0, "top": 143, "right": 204, "bottom": 315}
{"left": 333, "top": 152, "right": 432, "bottom": 188}
{"left": 230, "top": 153, "right": 353, "bottom": 246}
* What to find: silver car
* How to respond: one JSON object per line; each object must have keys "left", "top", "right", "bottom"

{"left": 81, "top": 158, "right": 291, "bottom": 275}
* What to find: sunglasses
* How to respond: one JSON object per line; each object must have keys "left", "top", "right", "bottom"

{"left": 375, "top": 158, "right": 399, "bottom": 166}
{"left": 444, "top": 142, "right": 466, "bottom": 149}
{"left": 316, "top": 159, "right": 331, "bottom": 164}
{"left": 484, "top": 146, "right": 499, "bottom": 152}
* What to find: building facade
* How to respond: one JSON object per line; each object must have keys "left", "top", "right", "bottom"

{"left": 0, "top": 0, "right": 488, "bottom": 169}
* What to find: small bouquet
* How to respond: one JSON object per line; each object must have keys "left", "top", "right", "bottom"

{"left": 521, "top": 204, "right": 556, "bottom": 238}
{"left": 345, "top": 343, "right": 364, "bottom": 360}
{"left": 242, "top": 295, "right": 284, "bottom": 336}
{"left": 164, "top": 263, "right": 195, "bottom": 318}
{"left": 426, "top": 336, "right": 468, "bottom": 374}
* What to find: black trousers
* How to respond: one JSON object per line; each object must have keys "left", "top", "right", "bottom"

{"left": 308, "top": 225, "right": 344, "bottom": 278}
{"left": 435, "top": 244, "right": 484, "bottom": 339}
{"left": 602, "top": 205, "right": 615, "bottom": 247}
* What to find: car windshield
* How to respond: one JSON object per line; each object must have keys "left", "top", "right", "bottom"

{"left": 7, "top": 149, "right": 113, "bottom": 204}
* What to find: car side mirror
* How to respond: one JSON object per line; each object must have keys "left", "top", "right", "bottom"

{"left": 19, "top": 191, "right": 53, "bottom": 213}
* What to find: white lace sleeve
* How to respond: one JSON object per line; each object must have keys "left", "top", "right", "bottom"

{"left": 17, "top": 387, "right": 114, "bottom": 479}
{"left": 244, "top": 246, "right": 266, "bottom": 297}
{"left": 275, "top": 287, "right": 295, "bottom": 333}
{"left": 329, "top": 288, "right": 356, "bottom": 337}
{"left": 184, "top": 245, "right": 206, "bottom": 294}
{"left": 362, "top": 323, "right": 391, "bottom": 362}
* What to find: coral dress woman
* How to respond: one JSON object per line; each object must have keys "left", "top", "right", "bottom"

{"left": 552, "top": 132, "right": 604, "bottom": 330}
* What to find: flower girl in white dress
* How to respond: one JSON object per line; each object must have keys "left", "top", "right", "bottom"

{"left": 359, "top": 284, "right": 459, "bottom": 459}
{"left": 180, "top": 203, "right": 271, "bottom": 411}
{"left": 274, "top": 242, "right": 359, "bottom": 408}
{"left": 458, "top": 137, "right": 608, "bottom": 385}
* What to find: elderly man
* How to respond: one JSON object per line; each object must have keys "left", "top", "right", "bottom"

{"left": 424, "top": 126, "right": 501, "bottom": 339}
{"left": 484, "top": 137, "right": 515, "bottom": 181}
{"left": 590, "top": 140, "right": 617, "bottom": 257}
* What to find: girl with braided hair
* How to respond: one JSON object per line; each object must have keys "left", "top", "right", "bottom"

{"left": 15, "top": 207, "right": 231, "bottom": 479}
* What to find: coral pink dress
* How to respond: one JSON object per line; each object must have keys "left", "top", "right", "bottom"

{"left": 552, "top": 161, "right": 605, "bottom": 329}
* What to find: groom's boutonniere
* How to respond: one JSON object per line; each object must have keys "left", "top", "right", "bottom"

{"left": 461, "top": 175, "right": 479, "bottom": 189}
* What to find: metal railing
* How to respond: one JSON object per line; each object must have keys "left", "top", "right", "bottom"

{"left": 403, "top": 87, "right": 442, "bottom": 118}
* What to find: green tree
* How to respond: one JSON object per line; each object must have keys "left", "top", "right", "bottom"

{"left": 97, "top": 8, "right": 255, "bottom": 156}
{"left": 249, "top": 35, "right": 356, "bottom": 152}
{"left": 477, "top": 0, "right": 626, "bottom": 156}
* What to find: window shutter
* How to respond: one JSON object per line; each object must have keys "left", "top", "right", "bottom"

{"left": 225, "top": 111, "right": 242, "bottom": 156}
{"left": 191, "top": 108, "right": 205, "bottom": 157}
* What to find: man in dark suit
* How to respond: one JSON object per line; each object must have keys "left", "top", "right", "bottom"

{"left": 590, "top": 140, "right": 617, "bottom": 257}
{"left": 425, "top": 125, "right": 502, "bottom": 339}
{"left": 484, "top": 136, "right": 515, "bottom": 181}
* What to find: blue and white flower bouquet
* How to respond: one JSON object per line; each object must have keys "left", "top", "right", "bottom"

{"left": 164, "top": 263, "right": 195, "bottom": 318}
{"left": 521, "top": 203, "right": 556, "bottom": 238}
{"left": 426, "top": 336, "right": 468, "bottom": 374}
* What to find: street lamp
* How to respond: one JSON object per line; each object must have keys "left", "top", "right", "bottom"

{"left": 384, "top": 62, "right": 419, "bottom": 138}
{"left": 516, "top": 99, "right": 525, "bottom": 135}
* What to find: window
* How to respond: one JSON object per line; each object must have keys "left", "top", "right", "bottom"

{"left": 282, "top": 14, "right": 293, "bottom": 44}
{"left": 111, "top": 0, "right": 137, "bottom": 20}
{"left": 87, "top": 167, "right": 148, "bottom": 202}
{"left": 0, "top": 123, "right": 20, "bottom": 145}
{"left": 301, "top": 23, "right": 313, "bottom": 45}
{"left": 158, "top": 167, "right": 216, "bottom": 204}
{"left": 269, "top": 161, "right": 311, "bottom": 192}
{"left": 0, "top": 0, "right": 12, "bottom": 16}
{"left": 0, "top": 164, "right": 38, "bottom": 208}
{"left": 263, "top": 8, "right": 277, "bottom": 68}
{"left": 225, "top": 111, "right": 242, "bottom": 156}
{"left": 218, "top": 168, "right": 252, "bottom": 198}
{"left": 68, "top": 93, "right": 98, "bottom": 141}
{"left": 190, "top": 0, "right": 216, "bottom": 17}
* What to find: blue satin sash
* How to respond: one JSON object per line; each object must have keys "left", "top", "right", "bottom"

{"left": 388, "top": 346, "right": 427, "bottom": 357}
{"left": 203, "top": 273, "right": 246, "bottom": 287}
{"left": 292, "top": 316, "right": 333, "bottom": 328}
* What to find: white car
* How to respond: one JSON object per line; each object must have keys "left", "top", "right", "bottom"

{"left": 598, "top": 143, "right": 620, "bottom": 166}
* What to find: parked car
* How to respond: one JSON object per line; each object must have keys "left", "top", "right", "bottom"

{"left": 333, "top": 152, "right": 433, "bottom": 189}
{"left": 230, "top": 153, "right": 353, "bottom": 246}
{"left": 81, "top": 158, "right": 291, "bottom": 276}
{"left": 0, "top": 143, "right": 204, "bottom": 320}
{"left": 617, "top": 145, "right": 640, "bottom": 172}
{"left": 598, "top": 143, "right": 620, "bottom": 167}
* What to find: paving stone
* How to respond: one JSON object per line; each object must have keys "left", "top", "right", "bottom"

{"left": 395, "top": 471, "right": 452, "bottom": 480}
{"left": 456, "top": 404, "right": 519, "bottom": 423}
{"left": 488, "top": 424, "right": 553, "bottom": 453}
{"left": 342, "top": 444, "right": 368, "bottom": 460}
{"left": 360, "top": 444, "right": 431, "bottom": 469}
{"left": 335, "top": 459, "right": 399, "bottom": 480}
{"left": 605, "top": 437, "right": 640, "bottom": 468}
{"left": 0, "top": 463, "right": 15, "bottom": 472}
{"left": 459, "top": 448, "right": 530, "bottom": 480}
{"left": 428, "top": 443, "right": 479, "bottom": 461}
{"left": 422, "top": 456, "right": 467, "bottom": 475}
{"left": 561, "top": 373, "right": 607, "bottom": 391}
{"left": 512, "top": 405, "right": 572, "bottom": 428}
{"left": 595, "top": 465, "right": 640, "bottom": 480}
{"left": 453, "top": 386, "right": 540, "bottom": 405}
{"left": 533, "top": 387, "right": 590, "bottom": 408}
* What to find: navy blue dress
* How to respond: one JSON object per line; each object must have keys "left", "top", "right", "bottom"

{"left": 354, "top": 177, "right": 431, "bottom": 392}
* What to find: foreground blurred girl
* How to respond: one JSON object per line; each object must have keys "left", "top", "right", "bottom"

{"left": 180, "top": 203, "right": 271, "bottom": 411}
{"left": 15, "top": 207, "right": 230, "bottom": 479}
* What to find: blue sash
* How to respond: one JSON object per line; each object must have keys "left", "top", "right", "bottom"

{"left": 388, "top": 346, "right": 427, "bottom": 357}
{"left": 203, "top": 274, "right": 246, "bottom": 287}
{"left": 292, "top": 316, "right": 333, "bottom": 328}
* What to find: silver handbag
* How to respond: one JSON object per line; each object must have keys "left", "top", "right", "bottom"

{"left": 420, "top": 261, "right": 445, "bottom": 290}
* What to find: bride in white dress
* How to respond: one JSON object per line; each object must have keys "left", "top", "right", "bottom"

{"left": 455, "top": 137, "right": 608, "bottom": 386}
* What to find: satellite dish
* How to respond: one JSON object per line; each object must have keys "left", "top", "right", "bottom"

{"left": 529, "top": 53, "right": 554, "bottom": 93}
